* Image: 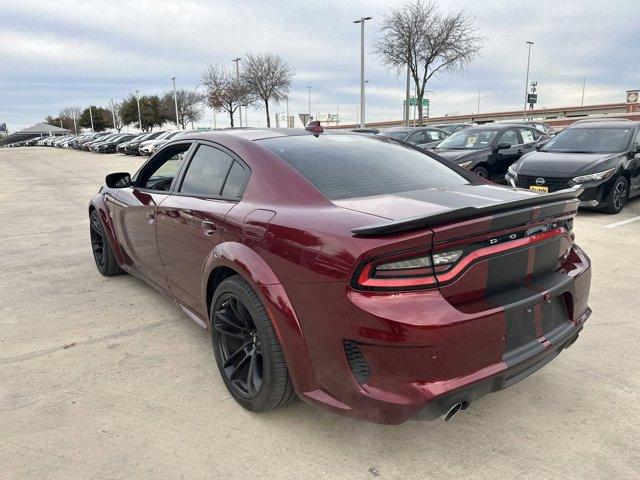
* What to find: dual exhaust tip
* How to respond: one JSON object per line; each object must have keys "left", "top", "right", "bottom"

{"left": 444, "top": 401, "right": 468, "bottom": 421}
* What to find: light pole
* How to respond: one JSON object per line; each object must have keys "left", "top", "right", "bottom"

{"left": 171, "top": 76, "right": 180, "bottom": 128}
{"left": 135, "top": 90, "right": 142, "bottom": 131}
{"left": 72, "top": 111, "right": 77, "bottom": 133}
{"left": 581, "top": 77, "right": 586, "bottom": 106}
{"left": 89, "top": 106, "right": 94, "bottom": 132}
{"left": 523, "top": 41, "right": 534, "bottom": 119}
{"left": 233, "top": 58, "right": 243, "bottom": 127}
{"left": 307, "top": 86, "right": 311, "bottom": 123}
{"left": 477, "top": 90, "right": 481, "bottom": 114}
{"left": 405, "top": 62, "right": 411, "bottom": 127}
{"left": 285, "top": 95, "right": 290, "bottom": 127}
{"left": 353, "top": 16, "right": 372, "bottom": 128}
{"left": 110, "top": 99, "right": 117, "bottom": 130}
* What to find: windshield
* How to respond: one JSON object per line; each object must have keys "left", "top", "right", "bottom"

{"left": 381, "top": 131, "right": 408, "bottom": 141}
{"left": 259, "top": 134, "right": 468, "bottom": 200}
{"left": 437, "top": 129, "right": 499, "bottom": 150}
{"left": 541, "top": 127, "right": 633, "bottom": 153}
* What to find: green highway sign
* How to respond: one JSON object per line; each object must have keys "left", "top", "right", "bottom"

{"left": 403, "top": 97, "right": 429, "bottom": 107}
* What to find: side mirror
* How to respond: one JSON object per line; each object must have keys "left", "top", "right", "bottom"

{"left": 496, "top": 142, "right": 511, "bottom": 151}
{"left": 105, "top": 172, "right": 131, "bottom": 188}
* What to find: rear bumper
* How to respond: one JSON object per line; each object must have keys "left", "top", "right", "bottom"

{"left": 282, "top": 244, "right": 591, "bottom": 424}
{"left": 413, "top": 313, "right": 586, "bottom": 420}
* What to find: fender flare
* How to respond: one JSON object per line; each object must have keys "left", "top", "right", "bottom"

{"left": 89, "top": 193, "right": 125, "bottom": 266}
{"left": 202, "top": 242, "right": 318, "bottom": 393}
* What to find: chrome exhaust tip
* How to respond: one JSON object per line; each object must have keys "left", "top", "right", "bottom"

{"left": 444, "top": 402, "right": 463, "bottom": 421}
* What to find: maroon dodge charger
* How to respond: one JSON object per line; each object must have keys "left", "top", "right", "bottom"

{"left": 89, "top": 127, "right": 592, "bottom": 424}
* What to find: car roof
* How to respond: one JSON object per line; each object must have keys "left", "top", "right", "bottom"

{"left": 568, "top": 120, "right": 638, "bottom": 129}
{"left": 178, "top": 128, "right": 322, "bottom": 143}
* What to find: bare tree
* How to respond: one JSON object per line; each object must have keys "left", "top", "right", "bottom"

{"left": 161, "top": 88, "right": 205, "bottom": 129}
{"left": 58, "top": 106, "right": 82, "bottom": 132}
{"left": 201, "top": 64, "right": 253, "bottom": 127}
{"left": 242, "top": 53, "right": 294, "bottom": 127}
{"left": 374, "top": 0, "right": 482, "bottom": 124}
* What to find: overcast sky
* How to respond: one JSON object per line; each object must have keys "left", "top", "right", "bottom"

{"left": 2, "top": 0, "right": 639, "bottom": 131}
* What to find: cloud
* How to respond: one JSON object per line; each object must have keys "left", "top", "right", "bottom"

{"left": 1, "top": 0, "right": 638, "bottom": 130}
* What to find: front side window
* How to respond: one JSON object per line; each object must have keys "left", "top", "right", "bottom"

{"left": 498, "top": 129, "right": 520, "bottom": 146}
{"left": 180, "top": 145, "right": 233, "bottom": 196}
{"left": 407, "top": 131, "right": 426, "bottom": 144}
{"left": 137, "top": 144, "right": 191, "bottom": 191}
{"left": 259, "top": 134, "right": 468, "bottom": 200}
{"left": 519, "top": 128, "right": 538, "bottom": 144}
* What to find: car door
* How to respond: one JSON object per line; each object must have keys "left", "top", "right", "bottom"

{"left": 156, "top": 142, "right": 251, "bottom": 318}
{"left": 492, "top": 128, "right": 522, "bottom": 175}
{"left": 111, "top": 142, "right": 193, "bottom": 290}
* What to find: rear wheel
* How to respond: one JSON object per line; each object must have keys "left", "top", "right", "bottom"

{"left": 90, "top": 210, "right": 123, "bottom": 276}
{"left": 603, "top": 175, "right": 628, "bottom": 214}
{"left": 210, "top": 275, "right": 296, "bottom": 411}
{"left": 472, "top": 165, "right": 490, "bottom": 179}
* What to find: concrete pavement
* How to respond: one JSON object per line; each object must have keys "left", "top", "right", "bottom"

{"left": 1, "top": 147, "right": 639, "bottom": 479}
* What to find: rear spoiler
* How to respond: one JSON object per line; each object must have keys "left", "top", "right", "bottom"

{"left": 351, "top": 187, "right": 583, "bottom": 236}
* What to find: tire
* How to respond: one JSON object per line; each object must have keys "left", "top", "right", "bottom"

{"left": 210, "top": 275, "right": 296, "bottom": 411}
{"left": 472, "top": 165, "right": 490, "bottom": 179}
{"left": 603, "top": 175, "right": 628, "bottom": 214}
{"left": 90, "top": 210, "right": 123, "bottom": 276}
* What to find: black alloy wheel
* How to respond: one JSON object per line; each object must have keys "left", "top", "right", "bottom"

{"left": 213, "top": 292, "right": 264, "bottom": 398}
{"left": 210, "top": 275, "right": 296, "bottom": 411}
{"left": 90, "top": 212, "right": 105, "bottom": 270}
{"left": 604, "top": 175, "right": 628, "bottom": 214}
{"left": 472, "top": 165, "right": 490, "bottom": 179}
{"left": 89, "top": 210, "right": 123, "bottom": 276}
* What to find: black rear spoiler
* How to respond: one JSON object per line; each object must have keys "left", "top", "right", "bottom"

{"left": 351, "top": 187, "right": 583, "bottom": 236}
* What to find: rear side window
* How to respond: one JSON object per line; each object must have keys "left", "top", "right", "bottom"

{"left": 258, "top": 135, "right": 468, "bottom": 200}
{"left": 180, "top": 145, "right": 233, "bottom": 196}
{"left": 221, "top": 162, "right": 250, "bottom": 199}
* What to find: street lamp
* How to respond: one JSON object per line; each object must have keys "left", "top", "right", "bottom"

{"left": 523, "top": 41, "right": 534, "bottom": 119}
{"left": 581, "top": 77, "right": 586, "bottom": 106}
{"left": 307, "top": 86, "right": 312, "bottom": 123}
{"left": 171, "top": 76, "right": 180, "bottom": 128}
{"left": 233, "top": 57, "right": 243, "bottom": 127}
{"left": 353, "top": 16, "right": 372, "bottom": 128}
{"left": 477, "top": 90, "right": 481, "bottom": 114}
{"left": 135, "top": 90, "right": 142, "bottom": 131}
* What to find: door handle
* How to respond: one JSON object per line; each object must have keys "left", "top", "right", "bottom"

{"left": 202, "top": 221, "right": 217, "bottom": 236}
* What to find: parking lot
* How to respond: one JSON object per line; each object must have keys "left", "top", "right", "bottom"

{"left": 1, "top": 147, "right": 639, "bottom": 479}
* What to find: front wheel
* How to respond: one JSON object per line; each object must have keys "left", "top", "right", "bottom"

{"left": 472, "top": 166, "right": 490, "bottom": 179}
{"left": 90, "top": 210, "right": 123, "bottom": 276}
{"left": 603, "top": 175, "right": 628, "bottom": 214}
{"left": 210, "top": 275, "right": 296, "bottom": 411}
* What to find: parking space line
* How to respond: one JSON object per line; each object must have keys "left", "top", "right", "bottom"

{"left": 603, "top": 215, "right": 640, "bottom": 229}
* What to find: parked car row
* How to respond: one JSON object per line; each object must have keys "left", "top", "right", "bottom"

{"left": 23, "top": 129, "right": 211, "bottom": 156}
{"left": 349, "top": 119, "right": 638, "bottom": 213}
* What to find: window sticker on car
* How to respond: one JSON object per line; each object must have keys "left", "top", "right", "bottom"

{"left": 428, "top": 131, "right": 439, "bottom": 140}
{"left": 465, "top": 135, "right": 478, "bottom": 147}
{"left": 521, "top": 130, "right": 535, "bottom": 143}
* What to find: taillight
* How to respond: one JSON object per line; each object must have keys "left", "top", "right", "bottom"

{"left": 354, "top": 250, "right": 463, "bottom": 290}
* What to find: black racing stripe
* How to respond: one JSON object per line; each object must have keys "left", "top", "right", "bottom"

{"left": 532, "top": 237, "right": 563, "bottom": 277}
{"left": 539, "top": 296, "right": 570, "bottom": 333}
{"left": 485, "top": 248, "right": 530, "bottom": 296}
{"left": 503, "top": 306, "right": 538, "bottom": 353}
{"left": 490, "top": 209, "right": 534, "bottom": 230}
